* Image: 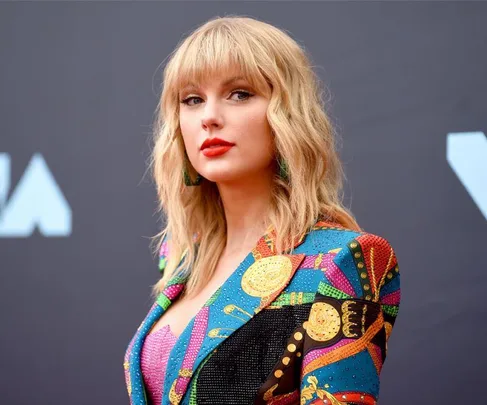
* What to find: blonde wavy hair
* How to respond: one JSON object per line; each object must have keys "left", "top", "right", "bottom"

{"left": 149, "top": 15, "right": 361, "bottom": 299}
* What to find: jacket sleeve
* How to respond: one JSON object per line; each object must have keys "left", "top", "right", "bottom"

{"left": 300, "top": 233, "right": 401, "bottom": 405}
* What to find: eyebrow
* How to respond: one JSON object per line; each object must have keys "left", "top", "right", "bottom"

{"left": 180, "top": 76, "right": 248, "bottom": 92}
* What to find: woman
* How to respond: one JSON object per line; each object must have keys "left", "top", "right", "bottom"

{"left": 124, "top": 15, "right": 401, "bottom": 405}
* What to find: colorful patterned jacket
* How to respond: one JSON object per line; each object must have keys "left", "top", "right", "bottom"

{"left": 123, "top": 220, "right": 401, "bottom": 405}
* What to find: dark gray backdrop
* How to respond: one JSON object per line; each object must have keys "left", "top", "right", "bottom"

{"left": 1, "top": 2, "right": 486, "bottom": 404}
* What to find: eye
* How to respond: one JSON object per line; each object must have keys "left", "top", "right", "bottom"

{"left": 180, "top": 90, "right": 254, "bottom": 106}
{"left": 229, "top": 90, "right": 254, "bottom": 102}
{"left": 180, "top": 96, "right": 203, "bottom": 107}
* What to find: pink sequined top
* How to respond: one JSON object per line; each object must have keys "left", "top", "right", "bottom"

{"left": 140, "top": 324, "right": 178, "bottom": 405}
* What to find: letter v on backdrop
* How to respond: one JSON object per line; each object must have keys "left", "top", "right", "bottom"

{"left": 0, "top": 153, "right": 72, "bottom": 237}
{"left": 447, "top": 131, "right": 487, "bottom": 221}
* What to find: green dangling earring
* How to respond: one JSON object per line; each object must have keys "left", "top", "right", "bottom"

{"left": 278, "top": 157, "right": 289, "bottom": 181}
{"left": 183, "top": 152, "right": 203, "bottom": 186}
{"left": 183, "top": 169, "right": 202, "bottom": 186}
{"left": 272, "top": 128, "right": 289, "bottom": 181}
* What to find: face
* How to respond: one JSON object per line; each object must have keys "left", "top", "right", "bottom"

{"left": 178, "top": 69, "right": 275, "bottom": 185}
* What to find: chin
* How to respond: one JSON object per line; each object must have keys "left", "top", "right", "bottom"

{"left": 202, "top": 173, "right": 239, "bottom": 183}
{"left": 199, "top": 167, "right": 244, "bottom": 184}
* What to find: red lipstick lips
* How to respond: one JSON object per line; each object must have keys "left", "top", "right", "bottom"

{"left": 200, "top": 137, "right": 235, "bottom": 157}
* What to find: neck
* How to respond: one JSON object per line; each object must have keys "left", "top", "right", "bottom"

{"left": 216, "top": 171, "right": 274, "bottom": 254}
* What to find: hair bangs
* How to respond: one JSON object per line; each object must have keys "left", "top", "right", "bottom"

{"left": 168, "top": 24, "right": 271, "bottom": 99}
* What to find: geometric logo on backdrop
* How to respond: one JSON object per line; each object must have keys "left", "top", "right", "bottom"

{"left": 0, "top": 153, "right": 72, "bottom": 237}
{"left": 447, "top": 131, "right": 487, "bottom": 221}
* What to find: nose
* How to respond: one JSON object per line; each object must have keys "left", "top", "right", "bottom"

{"left": 201, "top": 98, "right": 223, "bottom": 130}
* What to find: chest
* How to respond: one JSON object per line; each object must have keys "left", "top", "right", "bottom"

{"left": 148, "top": 253, "right": 246, "bottom": 338}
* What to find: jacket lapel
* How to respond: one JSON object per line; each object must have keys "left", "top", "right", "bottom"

{"left": 162, "top": 228, "right": 307, "bottom": 405}
{"left": 125, "top": 273, "right": 188, "bottom": 405}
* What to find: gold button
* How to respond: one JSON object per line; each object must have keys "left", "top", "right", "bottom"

{"left": 296, "top": 351, "right": 301, "bottom": 357}
{"left": 282, "top": 356, "right": 290, "bottom": 366}
{"left": 364, "top": 284, "right": 370, "bottom": 291}
{"left": 287, "top": 343, "right": 296, "bottom": 352}
{"left": 361, "top": 272, "right": 367, "bottom": 279}
{"left": 365, "top": 295, "right": 372, "bottom": 300}
{"left": 357, "top": 262, "right": 364, "bottom": 269}
{"left": 294, "top": 331, "right": 303, "bottom": 340}
{"left": 354, "top": 252, "right": 361, "bottom": 258}
{"left": 350, "top": 242, "right": 358, "bottom": 248}
{"left": 387, "top": 272, "right": 393, "bottom": 279}
{"left": 274, "top": 370, "right": 284, "bottom": 378}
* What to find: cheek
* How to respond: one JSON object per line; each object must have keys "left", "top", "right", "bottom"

{"left": 179, "top": 115, "right": 199, "bottom": 153}
{"left": 238, "top": 131, "right": 274, "bottom": 173}
{"left": 241, "top": 111, "right": 273, "bottom": 155}
{"left": 179, "top": 114, "right": 191, "bottom": 138}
